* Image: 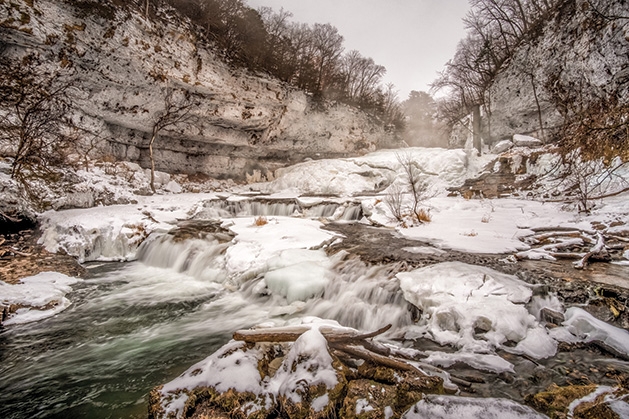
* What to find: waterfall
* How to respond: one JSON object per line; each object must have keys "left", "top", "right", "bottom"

{"left": 137, "top": 234, "right": 229, "bottom": 282}
{"left": 194, "top": 198, "right": 363, "bottom": 221}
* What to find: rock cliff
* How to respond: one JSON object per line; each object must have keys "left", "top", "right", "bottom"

{"left": 481, "top": 0, "right": 628, "bottom": 144}
{"left": 1, "top": 0, "right": 398, "bottom": 180}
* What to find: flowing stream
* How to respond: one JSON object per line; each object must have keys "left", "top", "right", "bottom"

{"left": 2, "top": 216, "right": 629, "bottom": 418}
{"left": 0, "top": 227, "right": 410, "bottom": 419}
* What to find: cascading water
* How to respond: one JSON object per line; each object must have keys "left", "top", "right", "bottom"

{"left": 0, "top": 226, "right": 409, "bottom": 419}
{"left": 193, "top": 198, "right": 363, "bottom": 221}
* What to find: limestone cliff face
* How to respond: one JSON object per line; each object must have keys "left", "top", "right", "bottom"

{"left": 1, "top": 0, "right": 397, "bottom": 180}
{"left": 484, "top": 0, "right": 629, "bottom": 143}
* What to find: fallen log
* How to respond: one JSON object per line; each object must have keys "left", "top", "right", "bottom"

{"left": 574, "top": 232, "right": 610, "bottom": 270}
{"left": 329, "top": 342, "right": 418, "bottom": 373}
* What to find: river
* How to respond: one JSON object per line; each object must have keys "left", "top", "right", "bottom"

{"left": 2, "top": 218, "right": 629, "bottom": 418}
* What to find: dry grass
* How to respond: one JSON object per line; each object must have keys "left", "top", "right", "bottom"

{"left": 254, "top": 216, "right": 268, "bottom": 226}
{"left": 416, "top": 208, "right": 432, "bottom": 223}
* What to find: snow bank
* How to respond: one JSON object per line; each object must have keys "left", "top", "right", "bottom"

{"left": 402, "top": 395, "right": 549, "bottom": 419}
{"left": 395, "top": 197, "right": 581, "bottom": 254}
{"left": 398, "top": 262, "right": 556, "bottom": 359}
{"left": 0, "top": 272, "right": 80, "bottom": 325}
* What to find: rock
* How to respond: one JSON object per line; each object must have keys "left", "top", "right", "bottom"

{"left": 513, "top": 134, "right": 543, "bottom": 148}
{"left": 540, "top": 307, "right": 565, "bottom": 326}
{"left": 164, "top": 180, "right": 182, "bottom": 193}
{"left": 492, "top": 140, "right": 514, "bottom": 154}
{"left": 526, "top": 384, "right": 629, "bottom": 419}
{"left": 341, "top": 379, "right": 397, "bottom": 419}
{"left": 1, "top": 1, "right": 399, "bottom": 181}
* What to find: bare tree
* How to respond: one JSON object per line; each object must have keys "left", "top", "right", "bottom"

{"left": 0, "top": 55, "right": 74, "bottom": 183}
{"left": 148, "top": 89, "right": 196, "bottom": 192}
{"left": 549, "top": 152, "right": 629, "bottom": 213}
{"left": 395, "top": 152, "right": 432, "bottom": 223}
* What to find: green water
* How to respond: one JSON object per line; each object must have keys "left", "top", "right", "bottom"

{"left": 0, "top": 262, "right": 240, "bottom": 419}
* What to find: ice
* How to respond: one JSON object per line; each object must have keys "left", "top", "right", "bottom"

{"left": 398, "top": 262, "right": 555, "bottom": 358}
{"left": 0, "top": 272, "right": 80, "bottom": 325}
{"left": 562, "top": 307, "right": 629, "bottom": 356}
{"left": 423, "top": 351, "right": 515, "bottom": 374}
{"left": 264, "top": 249, "right": 332, "bottom": 303}
{"left": 39, "top": 193, "right": 218, "bottom": 262}
{"left": 402, "top": 395, "right": 549, "bottom": 418}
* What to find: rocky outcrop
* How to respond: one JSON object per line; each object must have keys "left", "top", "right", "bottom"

{"left": 484, "top": 0, "right": 629, "bottom": 144}
{"left": 0, "top": 0, "right": 398, "bottom": 181}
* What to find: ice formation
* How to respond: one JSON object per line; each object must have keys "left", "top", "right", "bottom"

{"left": 402, "top": 395, "right": 549, "bottom": 419}
{"left": 398, "top": 262, "right": 557, "bottom": 359}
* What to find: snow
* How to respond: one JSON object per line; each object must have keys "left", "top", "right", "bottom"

{"left": 396, "top": 197, "right": 578, "bottom": 254}
{"left": 223, "top": 217, "right": 337, "bottom": 283}
{"left": 402, "top": 395, "right": 549, "bottom": 419}
{"left": 398, "top": 262, "right": 556, "bottom": 359}
{"left": 0, "top": 272, "right": 80, "bottom": 325}
{"left": 39, "top": 193, "right": 218, "bottom": 262}
{"left": 272, "top": 327, "right": 338, "bottom": 403}
{"left": 160, "top": 318, "right": 341, "bottom": 417}
{"left": 423, "top": 351, "right": 515, "bottom": 374}
{"left": 264, "top": 147, "right": 493, "bottom": 197}
{"left": 513, "top": 134, "right": 543, "bottom": 148}
{"left": 160, "top": 340, "right": 265, "bottom": 417}
{"left": 356, "top": 398, "right": 375, "bottom": 414}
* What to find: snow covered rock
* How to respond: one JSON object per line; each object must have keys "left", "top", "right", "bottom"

{"left": 398, "top": 262, "right": 557, "bottom": 359}
{"left": 0, "top": 272, "right": 80, "bottom": 325}
{"left": 527, "top": 384, "right": 629, "bottom": 419}
{"left": 402, "top": 395, "right": 549, "bottom": 419}
{"left": 163, "top": 180, "right": 182, "bottom": 194}
{"left": 561, "top": 307, "right": 629, "bottom": 358}
{"left": 491, "top": 140, "right": 514, "bottom": 154}
{"left": 152, "top": 321, "right": 349, "bottom": 419}
{"left": 513, "top": 135, "right": 543, "bottom": 148}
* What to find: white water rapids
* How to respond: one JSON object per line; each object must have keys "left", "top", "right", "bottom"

{"left": 0, "top": 224, "right": 413, "bottom": 418}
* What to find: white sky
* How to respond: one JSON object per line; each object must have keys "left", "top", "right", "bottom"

{"left": 245, "top": 0, "right": 470, "bottom": 100}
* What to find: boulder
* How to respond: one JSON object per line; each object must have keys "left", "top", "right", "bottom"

{"left": 491, "top": 140, "right": 514, "bottom": 154}
{"left": 513, "top": 134, "right": 543, "bottom": 148}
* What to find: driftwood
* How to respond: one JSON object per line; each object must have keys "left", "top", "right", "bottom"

{"left": 233, "top": 324, "right": 434, "bottom": 377}
{"left": 574, "top": 233, "right": 610, "bottom": 269}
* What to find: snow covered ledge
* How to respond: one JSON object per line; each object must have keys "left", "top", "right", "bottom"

{"left": 37, "top": 194, "right": 217, "bottom": 262}
{"left": 0, "top": 272, "right": 80, "bottom": 325}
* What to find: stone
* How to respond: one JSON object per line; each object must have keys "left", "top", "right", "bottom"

{"left": 164, "top": 180, "right": 182, "bottom": 193}
{"left": 341, "top": 379, "right": 397, "bottom": 419}
{"left": 491, "top": 140, "right": 514, "bottom": 154}
{"left": 513, "top": 134, "right": 543, "bottom": 148}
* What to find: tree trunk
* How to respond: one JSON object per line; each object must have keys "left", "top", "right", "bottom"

{"left": 530, "top": 73, "right": 546, "bottom": 143}
{"left": 472, "top": 104, "right": 482, "bottom": 155}
{"left": 149, "top": 125, "right": 158, "bottom": 193}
